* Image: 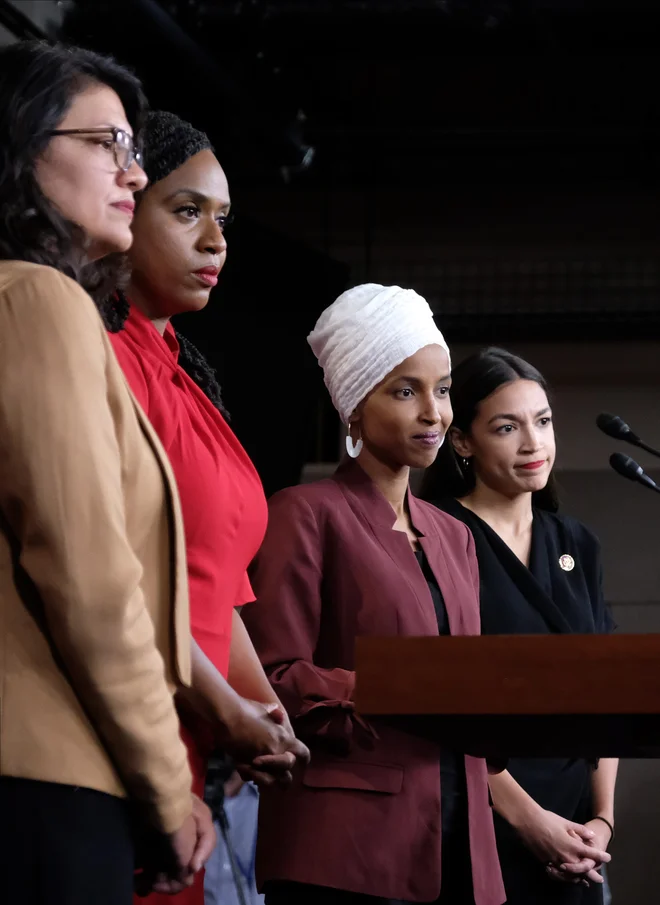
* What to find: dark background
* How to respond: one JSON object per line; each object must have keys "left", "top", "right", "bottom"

{"left": 3, "top": 6, "right": 660, "bottom": 899}
{"left": 2, "top": 0, "right": 660, "bottom": 487}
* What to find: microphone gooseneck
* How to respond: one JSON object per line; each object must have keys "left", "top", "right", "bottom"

{"left": 609, "top": 452, "right": 660, "bottom": 494}
{"left": 597, "top": 412, "right": 660, "bottom": 459}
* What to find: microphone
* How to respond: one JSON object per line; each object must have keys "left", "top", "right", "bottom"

{"left": 597, "top": 412, "right": 660, "bottom": 459}
{"left": 596, "top": 412, "right": 641, "bottom": 444}
{"left": 609, "top": 452, "right": 660, "bottom": 494}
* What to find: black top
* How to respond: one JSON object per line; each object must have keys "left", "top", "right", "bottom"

{"left": 414, "top": 548, "right": 467, "bottom": 839}
{"left": 433, "top": 499, "right": 615, "bottom": 904}
{"left": 437, "top": 499, "right": 615, "bottom": 638}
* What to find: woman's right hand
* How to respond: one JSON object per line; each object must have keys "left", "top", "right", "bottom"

{"left": 516, "top": 808, "right": 610, "bottom": 885}
{"left": 218, "top": 698, "right": 310, "bottom": 787}
{"left": 135, "top": 812, "right": 197, "bottom": 897}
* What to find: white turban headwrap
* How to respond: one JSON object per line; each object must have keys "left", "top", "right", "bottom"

{"left": 307, "top": 283, "right": 450, "bottom": 425}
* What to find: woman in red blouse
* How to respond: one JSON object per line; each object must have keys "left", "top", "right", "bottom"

{"left": 104, "top": 111, "right": 308, "bottom": 904}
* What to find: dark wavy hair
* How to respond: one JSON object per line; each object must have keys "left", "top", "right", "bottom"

{"left": 0, "top": 41, "right": 146, "bottom": 300}
{"left": 420, "top": 346, "right": 559, "bottom": 511}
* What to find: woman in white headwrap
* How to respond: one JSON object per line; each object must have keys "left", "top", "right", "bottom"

{"left": 242, "top": 284, "right": 505, "bottom": 905}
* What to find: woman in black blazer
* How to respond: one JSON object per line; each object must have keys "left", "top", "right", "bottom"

{"left": 421, "top": 347, "right": 616, "bottom": 905}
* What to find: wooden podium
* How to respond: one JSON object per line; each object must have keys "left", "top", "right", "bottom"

{"left": 355, "top": 634, "right": 660, "bottom": 758}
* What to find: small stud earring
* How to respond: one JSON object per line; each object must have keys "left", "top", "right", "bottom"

{"left": 346, "top": 423, "right": 364, "bottom": 459}
{"left": 462, "top": 457, "right": 470, "bottom": 468}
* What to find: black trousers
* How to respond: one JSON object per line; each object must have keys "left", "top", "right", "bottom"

{"left": 0, "top": 776, "right": 135, "bottom": 905}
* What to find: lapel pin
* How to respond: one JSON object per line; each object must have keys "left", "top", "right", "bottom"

{"left": 559, "top": 554, "right": 575, "bottom": 572}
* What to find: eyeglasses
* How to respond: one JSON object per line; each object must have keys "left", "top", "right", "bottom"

{"left": 48, "top": 127, "right": 143, "bottom": 172}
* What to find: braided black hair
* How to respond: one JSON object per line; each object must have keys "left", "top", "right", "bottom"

{"left": 103, "top": 110, "right": 228, "bottom": 418}
{"left": 177, "top": 332, "right": 228, "bottom": 418}
{"left": 141, "top": 110, "right": 213, "bottom": 185}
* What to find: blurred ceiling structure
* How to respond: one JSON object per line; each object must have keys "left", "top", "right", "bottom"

{"left": 3, "top": 0, "right": 660, "bottom": 344}
{"left": 2, "top": 0, "right": 658, "bottom": 187}
{"left": 0, "top": 0, "right": 642, "bottom": 188}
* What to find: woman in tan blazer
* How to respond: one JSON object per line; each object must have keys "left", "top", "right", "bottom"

{"left": 0, "top": 42, "right": 206, "bottom": 905}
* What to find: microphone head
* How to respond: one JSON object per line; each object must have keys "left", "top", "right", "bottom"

{"left": 597, "top": 412, "right": 633, "bottom": 440}
{"left": 609, "top": 451, "right": 642, "bottom": 480}
{"left": 609, "top": 452, "right": 660, "bottom": 494}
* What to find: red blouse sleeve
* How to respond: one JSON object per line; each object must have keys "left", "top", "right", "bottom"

{"left": 236, "top": 572, "right": 256, "bottom": 607}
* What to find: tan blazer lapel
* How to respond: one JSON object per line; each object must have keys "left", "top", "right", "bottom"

{"left": 129, "top": 390, "right": 191, "bottom": 686}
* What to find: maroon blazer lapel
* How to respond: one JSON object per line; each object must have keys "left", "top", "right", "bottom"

{"left": 334, "top": 459, "right": 437, "bottom": 636}
{"left": 373, "top": 526, "right": 438, "bottom": 636}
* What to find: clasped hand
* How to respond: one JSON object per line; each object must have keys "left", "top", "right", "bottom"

{"left": 519, "top": 809, "right": 611, "bottom": 887}
{"left": 219, "top": 698, "right": 310, "bottom": 788}
{"left": 135, "top": 794, "right": 216, "bottom": 897}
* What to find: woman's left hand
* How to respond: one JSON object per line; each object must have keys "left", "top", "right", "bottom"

{"left": 237, "top": 752, "right": 296, "bottom": 787}
{"left": 514, "top": 807, "right": 610, "bottom": 887}
{"left": 237, "top": 710, "right": 310, "bottom": 788}
{"left": 582, "top": 818, "right": 613, "bottom": 853}
{"left": 550, "top": 819, "right": 612, "bottom": 886}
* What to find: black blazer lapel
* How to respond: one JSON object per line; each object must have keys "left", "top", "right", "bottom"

{"left": 477, "top": 515, "right": 573, "bottom": 634}
{"left": 531, "top": 512, "right": 598, "bottom": 634}
{"left": 439, "top": 499, "right": 573, "bottom": 635}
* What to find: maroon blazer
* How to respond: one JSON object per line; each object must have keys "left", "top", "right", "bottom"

{"left": 244, "top": 459, "right": 505, "bottom": 904}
